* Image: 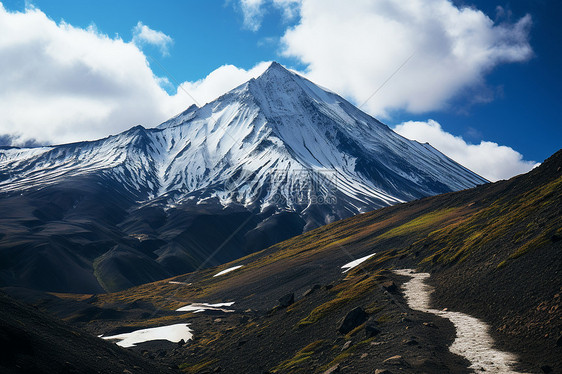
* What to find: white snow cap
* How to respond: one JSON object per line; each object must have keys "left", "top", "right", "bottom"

{"left": 0, "top": 61, "right": 487, "bottom": 220}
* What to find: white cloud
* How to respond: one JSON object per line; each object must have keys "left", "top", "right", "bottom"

{"left": 177, "top": 62, "right": 271, "bottom": 106}
{"left": 277, "top": 0, "right": 532, "bottom": 117}
{"left": 0, "top": 4, "right": 187, "bottom": 145}
{"left": 0, "top": 1, "right": 538, "bottom": 186}
{"left": 239, "top": 0, "right": 266, "bottom": 31}
{"left": 393, "top": 120, "right": 538, "bottom": 181}
{"left": 132, "top": 21, "right": 173, "bottom": 56}
{"left": 238, "top": 0, "right": 301, "bottom": 31}
{"left": 0, "top": 4, "right": 267, "bottom": 146}
{"left": 272, "top": 0, "right": 301, "bottom": 20}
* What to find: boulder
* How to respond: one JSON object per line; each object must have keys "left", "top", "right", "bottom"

{"left": 338, "top": 307, "right": 367, "bottom": 334}
{"left": 278, "top": 293, "right": 295, "bottom": 308}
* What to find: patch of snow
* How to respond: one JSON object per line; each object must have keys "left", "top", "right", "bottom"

{"left": 176, "top": 302, "right": 235, "bottom": 313}
{"left": 168, "top": 281, "right": 192, "bottom": 285}
{"left": 101, "top": 323, "right": 192, "bottom": 348}
{"left": 394, "top": 269, "right": 526, "bottom": 373}
{"left": 213, "top": 265, "right": 243, "bottom": 277}
{"left": 341, "top": 253, "right": 376, "bottom": 273}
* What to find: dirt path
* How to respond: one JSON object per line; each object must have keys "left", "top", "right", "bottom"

{"left": 395, "top": 269, "right": 526, "bottom": 374}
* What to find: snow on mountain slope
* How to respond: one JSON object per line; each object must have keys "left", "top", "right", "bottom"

{"left": 0, "top": 62, "right": 487, "bottom": 227}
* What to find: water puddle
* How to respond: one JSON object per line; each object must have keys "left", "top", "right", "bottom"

{"left": 394, "top": 269, "right": 525, "bottom": 373}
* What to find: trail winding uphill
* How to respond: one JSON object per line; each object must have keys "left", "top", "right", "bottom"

{"left": 395, "top": 269, "right": 526, "bottom": 374}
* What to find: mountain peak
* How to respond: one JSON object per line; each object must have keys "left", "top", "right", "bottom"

{"left": 266, "top": 61, "right": 290, "bottom": 73}
{"left": 256, "top": 61, "right": 296, "bottom": 82}
{"left": 0, "top": 61, "right": 488, "bottom": 219}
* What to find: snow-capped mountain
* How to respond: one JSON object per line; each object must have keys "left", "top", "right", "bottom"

{"left": 0, "top": 62, "right": 485, "bottom": 225}
{"left": 0, "top": 62, "right": 487, "bottom": 293}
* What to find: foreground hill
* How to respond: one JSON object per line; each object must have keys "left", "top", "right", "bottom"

{"left": 6, "top": 149, "right": 560, "bottom": 373}
{"left": 0, "top": 291, "right": 178, "bottom": 373}
{"left": 0, "top": 62, "right": 486, "bottom": 294}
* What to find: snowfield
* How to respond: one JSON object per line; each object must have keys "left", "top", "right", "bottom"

{"left": 341, "top": 253, "right": 376, "bottom": 273}
{"left": 176, "top": 302, "right": 235, "bottom": 313}
{"left": 213, "top": 265, "right": 243, "bottom": 277}
{"left": 101, "top": 323, "right": 193, "bottom": 348}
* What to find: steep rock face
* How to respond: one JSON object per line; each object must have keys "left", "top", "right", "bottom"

{"left": 0, "top": 62, "right": 487, "bottom": 292}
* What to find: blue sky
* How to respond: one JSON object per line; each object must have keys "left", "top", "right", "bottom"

{"left": 0, "top": 0, "right": 559, "bottom": 181}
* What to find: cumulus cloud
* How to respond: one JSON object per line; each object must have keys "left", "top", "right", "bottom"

{"left": 132, "top": 21, "right": 173, "bottom": 56}
{"left": 0, "top": 4, "right": 185, "bottom": 145}
{"left": 177, "top": 62, "right": 271, "bottom": 106}
{"left": 277, "top": 0, "right": 532, "bottom": 117}
{"left": 0, "top": 4, "right": 267, "bottom": 146}
{"left": 393, "top": 120, "right": 538, "bottom": 181}
{"left": 249, "top": 0, "right": 535, "bottom": 180}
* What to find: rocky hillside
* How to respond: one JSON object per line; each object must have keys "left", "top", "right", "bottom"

{"left": 5, "top": 149, "right": 560, "bottom": 373}
{"left": 0, "top": 291, "right": 177, "bottom": 374}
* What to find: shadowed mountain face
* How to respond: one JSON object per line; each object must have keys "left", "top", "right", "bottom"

{"left": 10, "top": 149, "right": 559, "bottom": 374}
{"left": 0, "top": 62, "right": 486, "bottom": 293}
